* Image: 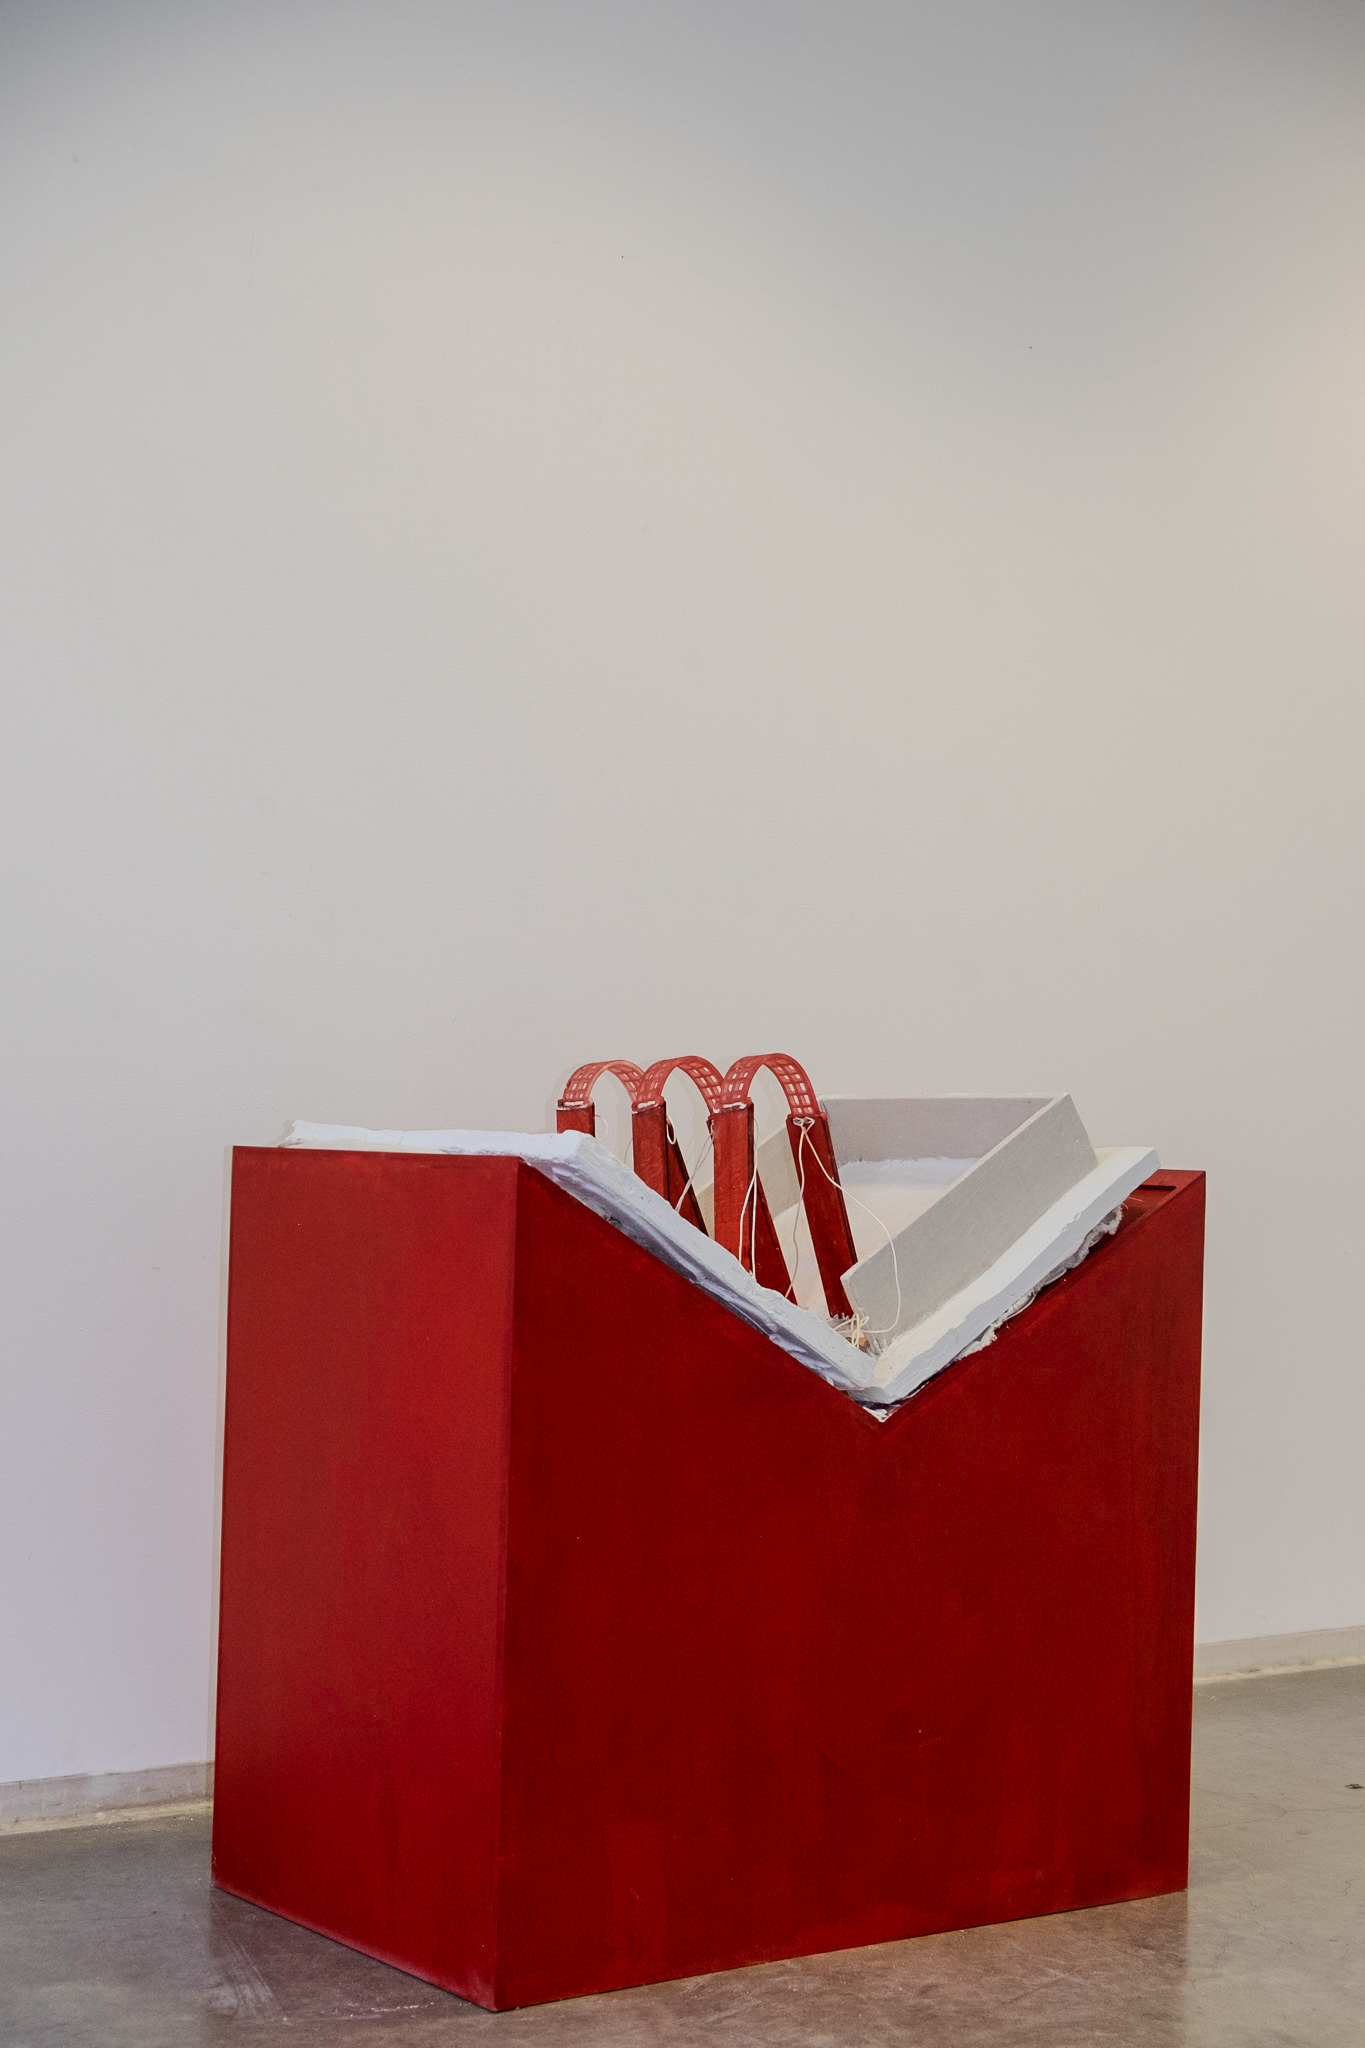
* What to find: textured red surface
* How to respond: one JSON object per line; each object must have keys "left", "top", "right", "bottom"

{"left": 213, "top": 1151, "right": 516, "bottom": 2006}
{"left": 213, "top": 1152, "right": 1204, "bottom": 2011}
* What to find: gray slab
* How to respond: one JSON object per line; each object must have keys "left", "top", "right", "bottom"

{"left": 824, "top": 1094, "right": 1099, "bottom": 1340}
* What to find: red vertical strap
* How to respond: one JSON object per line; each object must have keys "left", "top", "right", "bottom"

{"left": 556, "top": 1105, "right": 596, "bottom": 1136}
{"left": 711, "top": 1101, "right": 755, "bottom": 1265}
{"left": 750, "top": 1181, "right": 797, "bottom": 1300}
{"left": 630, "top": 1101, "right": 670, "bottom": 1194}
{"left": 786, "top": 1112, "right": 857, "bottom": 1320}
{"left": 712, "top": 1099, "right": 796, "bottom": 1300}
{"left": 632, "top": 1101, "right": 707, "bottom": 1234}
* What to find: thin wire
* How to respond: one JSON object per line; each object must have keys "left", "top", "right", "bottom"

{"left": 590, "top": 1083, "right": 632, "bottom": 1167}
{"left": 788, "top": 1125, "right": 809, "bottom": 1282}
{"left": 671, "top": 1124, "right": 714, "bottom": 1217}
{"left": 739, "top": 1138, "right": 761, "bottom": 1273}
{"left": 794, "top": 1120, "right": 903, "bottom": 1338}
{"left": 661, "top": 1079, "right": 717, "bottom": 1221}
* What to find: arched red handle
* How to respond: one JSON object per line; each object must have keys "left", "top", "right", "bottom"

{"left": 555, "top": 1060, "right": 645, "bottom": 1136}
{"left": 634, "top": 1055, "right": 724, "bottom": 1116}
{"left": 717, "top": 1052, "right": 821, "bottom": 1119}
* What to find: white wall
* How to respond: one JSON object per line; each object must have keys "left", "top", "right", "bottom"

{"left": 2, "top": 0, "right": 1363, "bottom": 1784}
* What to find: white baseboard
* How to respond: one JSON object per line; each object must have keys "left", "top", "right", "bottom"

{"left": 0, "top": 1760, "right": 213, "bottom": 1832}
{"left": 1195, "top": 1624, "right": 1365, "bottom": 1681}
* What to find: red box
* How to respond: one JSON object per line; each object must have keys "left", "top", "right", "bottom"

{"left": 212, "top": 1149, "right": 1203, "bottom": 2011}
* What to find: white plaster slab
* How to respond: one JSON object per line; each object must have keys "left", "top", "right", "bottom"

{"left": 838, "top": 1157, "right": 979, "bottom": 1249}
{"left": 866, "top": 1144, "right": 1159, "bottom": 1405}
{"left": 823, "top": 1095, "right": 1099, "bottom": 1342}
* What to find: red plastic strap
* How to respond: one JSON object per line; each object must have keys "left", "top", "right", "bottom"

{"left": 557, "top": 1061, "right": 644, "bottom": 1111}
{"left": 718, "top": 1053, "right": 821, "bottom": 1120}
{"left": 634, "top": 1056, "right": 724, "bottom": 1115}
{"left": 556, "top": 1060, "right": 644, "bottom": 1138}
{"left": 711, "top": 1099, "right": 796, "bottom": 1298}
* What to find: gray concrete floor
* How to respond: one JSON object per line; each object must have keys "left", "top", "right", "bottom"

{"left": 2, "top": 1665, "right": 1362, "bottom": 2046}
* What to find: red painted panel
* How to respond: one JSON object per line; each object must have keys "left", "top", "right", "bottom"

{"left": 211, "top": 1150, "right": 1202, "bottom": 2013}
{"left": 212, "top": 1149, "right": 518, "bottom": 2006}
{"left": 494, "top": 1169, "right": 1203, "bottom": 2006}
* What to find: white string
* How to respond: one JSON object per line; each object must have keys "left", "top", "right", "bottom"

{"left": 788, "top": 1124, "right": 809, "bottom": 1276}
{"left": 591, "top": 1075, "right": 636, "bottom": 1167}
{"left": 793, "top": 1119, "right": 903, "bottom": 1340}
{"left": 669, "top": 1117, "right": 713, "bottom": 1218}
{"left": 739, "top": 1134, "right": 762, "bottom": 1273}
